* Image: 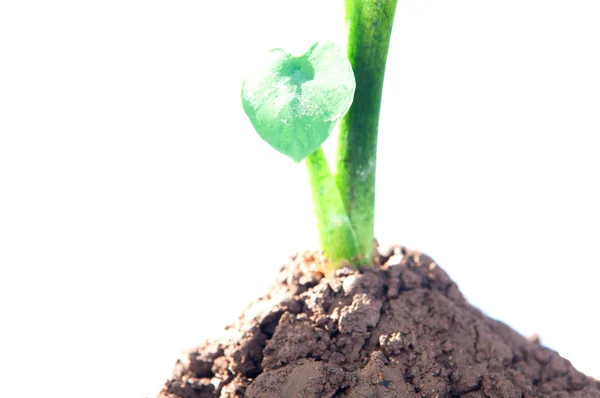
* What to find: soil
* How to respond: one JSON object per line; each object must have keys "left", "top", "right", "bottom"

{"left": 158, "top": 245, "right": 600, "bottom": 397}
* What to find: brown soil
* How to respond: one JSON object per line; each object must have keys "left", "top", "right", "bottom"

{"left": 158, "top": 245, "right": 600, "bottom": 397}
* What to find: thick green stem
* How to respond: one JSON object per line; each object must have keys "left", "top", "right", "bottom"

{"left": 306, "top": 147, "right": 360, "bottom": 274}
{"left": 336, "top": 0, "right": 398, "bottom": 264}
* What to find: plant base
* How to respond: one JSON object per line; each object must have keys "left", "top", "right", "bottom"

{"left": 158, "top": 245, "right": 600, "bottom": 397}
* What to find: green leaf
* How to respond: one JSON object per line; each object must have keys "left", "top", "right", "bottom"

{"left": 242, "top": 41, "right": 355, "bottom": 162}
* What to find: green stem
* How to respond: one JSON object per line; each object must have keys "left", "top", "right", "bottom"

{"left": 306, "top": 147, "right": 360, "bottom": 274}
{"left": 336, "top": 0, "right": 398, "bottom": 264}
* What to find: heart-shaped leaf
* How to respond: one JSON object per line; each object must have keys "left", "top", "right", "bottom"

{"left": 242, "top": 41, "right": 355, "bottom": 162}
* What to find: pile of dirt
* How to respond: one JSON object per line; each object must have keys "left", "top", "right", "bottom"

{"left": 158, "top": 246, "right": 600, "bottom": 397}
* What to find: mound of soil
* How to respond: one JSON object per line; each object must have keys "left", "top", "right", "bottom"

{"left": 158, "top": 246, "right": 599, "bottom": 397}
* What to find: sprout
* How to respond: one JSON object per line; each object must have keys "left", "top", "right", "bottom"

{"left": 242, "top": 0, "right": 399, "bottom": 275}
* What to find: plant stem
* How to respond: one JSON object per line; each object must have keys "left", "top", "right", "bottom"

{"left": 306, "top": 146, "right": 360, "bottom": 273}
{"left": 336, "top": 0, "right": 398, "bottom": 264}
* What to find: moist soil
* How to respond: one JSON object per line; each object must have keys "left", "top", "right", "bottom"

{"left": 158, "top": 245, "right": 600, "bottom": 397}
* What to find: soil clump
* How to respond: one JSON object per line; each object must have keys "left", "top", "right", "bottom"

{"left": 158, "top": 246, "right": 600, "bottom": 397}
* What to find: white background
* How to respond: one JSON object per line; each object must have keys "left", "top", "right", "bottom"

{"left": 1, "top": 1, "right": 599, "bottom": 397}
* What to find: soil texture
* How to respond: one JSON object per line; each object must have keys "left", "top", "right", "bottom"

{"left": 158, "top": 246, "right": 600, "bottom": 397}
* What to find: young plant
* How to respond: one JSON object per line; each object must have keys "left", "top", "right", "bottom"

{"left": 242, "top": 0, "right": 398, "bottom": 275}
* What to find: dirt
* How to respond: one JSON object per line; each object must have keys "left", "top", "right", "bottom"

{"left": 158, "top": 245, "right": 600, "bottom": 397}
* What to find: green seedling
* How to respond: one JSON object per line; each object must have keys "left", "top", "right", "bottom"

{"left": 242, "top": 0, "right": 398, "bottom": 275}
